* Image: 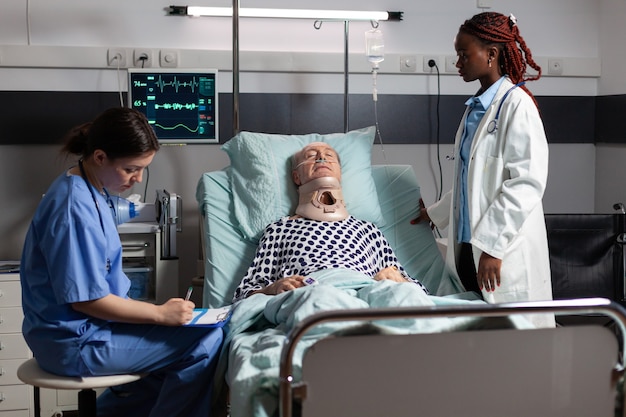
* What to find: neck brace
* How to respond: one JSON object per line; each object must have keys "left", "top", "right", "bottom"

{"left": 295, "top": 177, "right": 349, "bottom": 221}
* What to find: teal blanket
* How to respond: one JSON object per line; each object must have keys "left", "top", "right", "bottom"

{"left": 219, "top": 269, "right": 527, "bottom": 417}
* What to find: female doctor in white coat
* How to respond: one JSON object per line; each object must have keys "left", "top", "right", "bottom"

{"left": 415, "top": 12, "right": 554, "bottom": 327}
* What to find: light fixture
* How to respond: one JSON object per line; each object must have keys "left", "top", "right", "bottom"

{"left": 168, "top": 6, "right": 403, "bottom": 22}
{"left": 168, "top": 4, "right": 403, "bottom": 134}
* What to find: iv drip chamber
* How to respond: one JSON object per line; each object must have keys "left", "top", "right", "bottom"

{"left": 365, "top": 29, "right": 384, "bottom": 65}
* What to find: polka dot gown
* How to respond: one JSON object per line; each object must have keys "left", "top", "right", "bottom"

{"left": 233, "top": 216, "right": 427, "bottom": 301}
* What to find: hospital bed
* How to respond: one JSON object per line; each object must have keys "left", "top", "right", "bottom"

{"left": 282, "top": 298, "right": 626, "bottom": 417}
{"left": 196, "top": 127, "right": 626, "bottom": 417}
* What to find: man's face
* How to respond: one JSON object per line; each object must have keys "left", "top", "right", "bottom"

{"left": 292, "top": 142, "right": 341, "bottom": 186}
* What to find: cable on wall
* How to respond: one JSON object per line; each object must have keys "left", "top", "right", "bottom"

{"left": 142, "top": 166, "right": 150, "bottom": 203}
{"left": 428, "top": 59, "right": 443, "bottom": 202}
{"left": 113, "top": 55, "right": 124, "bottom": 107}
{"left": 427, "top": 59, "right": 444, "bottom": 238}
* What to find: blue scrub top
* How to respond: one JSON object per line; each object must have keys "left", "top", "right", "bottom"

{"left": 20, "top": 171, "right": 131, "bottom": 370}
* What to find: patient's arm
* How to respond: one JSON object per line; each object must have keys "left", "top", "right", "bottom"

{"left": 374, "top": 266, "right": 411, "bottom": 283}
{"left": 248, "top": 275, "right": 308, "bottom": 297}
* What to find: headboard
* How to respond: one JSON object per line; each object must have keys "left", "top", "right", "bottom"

{"left": 196, "top": 164, "right": 463, "bottom": 308}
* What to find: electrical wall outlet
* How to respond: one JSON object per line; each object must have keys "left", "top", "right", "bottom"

{"left": 107, "top": 48, "right": 127, "bottom": 67}
{"left": 133, "top": 48, "right": 153, "bottom": 68}
{"left": 423, "top": 56, "right": 438, "bottom": 72}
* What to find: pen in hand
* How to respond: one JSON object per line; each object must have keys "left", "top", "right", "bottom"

{"left": 184, "top": 286, "right": 193, "bottom": 301}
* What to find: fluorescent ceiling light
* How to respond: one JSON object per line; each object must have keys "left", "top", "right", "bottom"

{"left": 168, "top": 6, "right": 403, "bottom": 21}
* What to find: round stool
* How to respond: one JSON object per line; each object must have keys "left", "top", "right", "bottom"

{"left": 17, "top": 358, "right": 144, "bottom": 417}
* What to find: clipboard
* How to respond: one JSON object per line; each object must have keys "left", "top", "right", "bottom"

{"left": 184, "top": 306, "right": 232, "bottom": 327}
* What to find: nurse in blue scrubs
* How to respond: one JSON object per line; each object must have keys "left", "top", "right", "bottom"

{"left": 20, "top": 107, "right": 223, "bottom": 417}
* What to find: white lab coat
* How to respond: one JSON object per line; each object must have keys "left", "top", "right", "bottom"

{"left": 427, "top": 78, "right": 555, "bottom": 328}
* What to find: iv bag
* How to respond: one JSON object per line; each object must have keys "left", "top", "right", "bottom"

{"left": 365, "top": 29, "right": 384, "bottom": 64}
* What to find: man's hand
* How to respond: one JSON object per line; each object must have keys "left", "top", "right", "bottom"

{"left": 374, "top": 266, "right": 409, "bottom": 283}
{"left": 253, "top": 276, "right": 308, "bottom": 296}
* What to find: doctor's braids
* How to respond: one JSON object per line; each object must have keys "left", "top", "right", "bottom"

{"left": 460, "top": 12, "right": 540, "bottom": 108}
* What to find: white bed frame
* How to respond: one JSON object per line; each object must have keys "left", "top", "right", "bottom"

{"left": 280, "top": 298, "right": 626, "bottom": 417}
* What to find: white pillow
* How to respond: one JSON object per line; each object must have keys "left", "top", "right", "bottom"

{"left": 221, "top": 126, "right": 385, "bottom": 241}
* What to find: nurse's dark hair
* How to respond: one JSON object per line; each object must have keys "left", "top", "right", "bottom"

{"left": 460, "top": 12, "right": 540, "bottom": 108}
{"left": 61, "top": 107, "right": 160, "bottom": 159}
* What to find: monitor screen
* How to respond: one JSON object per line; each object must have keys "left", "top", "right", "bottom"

{"left": 128, "top": 68, "right": 218, "bottom": 144}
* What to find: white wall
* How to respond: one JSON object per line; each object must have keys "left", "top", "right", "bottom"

{"left": 595, "top": 145, "right": 626, "bottom": 211}
{"left": 1, "top": 0, "right": 621, "bottom": 291}
{"left": 0, "top": 0, "right": 601, "bottom": 56}
{"left": 598, "top": 0, "right": 626, "bottom": 95}
{"left": 595, "top": 0, "right": 626, "bottom": 212}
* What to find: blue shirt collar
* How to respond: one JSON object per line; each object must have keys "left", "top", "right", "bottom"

{"left": 464, "top": 76, "right": 507, "bottom": 109}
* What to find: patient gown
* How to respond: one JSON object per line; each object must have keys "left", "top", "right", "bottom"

{"left": 233, "top": 215, "right": 428, "bottom": 301}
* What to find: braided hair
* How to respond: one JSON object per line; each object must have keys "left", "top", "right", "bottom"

{"left": 460, "top": 12, "right": 540, "bottom": 107}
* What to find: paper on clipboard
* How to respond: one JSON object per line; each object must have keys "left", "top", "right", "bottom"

{"left": 185, "top": 306, "right": 232, "bottom": 327}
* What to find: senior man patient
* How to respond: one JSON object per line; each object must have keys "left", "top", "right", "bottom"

{"left": 232, "top": 141, "right": 430, "bottom": 301}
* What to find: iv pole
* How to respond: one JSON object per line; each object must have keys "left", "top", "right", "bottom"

{"left": 168, "top": 6, "right": 401, "bottom": 136}
{"left": 318, "top": 20, "right": 379, "bottom": 133}
{"left": 231, "top": 8, "right": 351, "bottom": 134}
{"left": 231, "top": 9, "right": 354, "bottom": 134}
{"left": 313, "top": 19, "right": 351, "bottom": 133}
{"left": 224, "top": 6, "right": 402, "bottom": 136}
{"left": 342, "top": 21, "right": 349, "bottom": 133}
{"left": 232, "top": 0, "right": 240, "bottom": 135}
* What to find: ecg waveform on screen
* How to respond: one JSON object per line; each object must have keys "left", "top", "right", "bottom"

{"left": 152, "top": 75, "right": 206, "bottom": 93}
{"left": 154, "top": 103, "right": 200, "bottom": 110}
{"left": 130, "top": 71, "right": 217, "bottom": 142}
{"left": 153, "top": 122, "right": 201, "bottom": 133}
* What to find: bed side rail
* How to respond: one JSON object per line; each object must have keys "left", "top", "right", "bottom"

{"left": 278, "top": 297, "right": 626, "bottom": 417}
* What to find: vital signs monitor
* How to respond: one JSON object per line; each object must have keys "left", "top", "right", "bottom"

{"left": 128, "top": 68, "right": 218, "bottom": 144}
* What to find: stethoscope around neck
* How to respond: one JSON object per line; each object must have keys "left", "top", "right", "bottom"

{"left": 78, "top": 159, "right": 114, "bottom": 273}
{"left": 78, "top": 159, "right": 138, "bottom": 232}
{"left": 78, "top": 159, "right": 112, "bottom": 233}
{"left": 486, "top": 81, "right": 526, "bottom": 134}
